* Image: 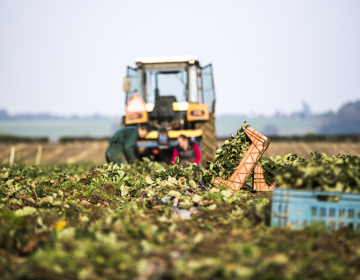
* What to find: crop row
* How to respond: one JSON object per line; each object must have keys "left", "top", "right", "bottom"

{"left": 1, "top": 155, "right": 360, "bottom": 279}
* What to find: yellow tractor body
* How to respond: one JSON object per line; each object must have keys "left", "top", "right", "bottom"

{"left": 122, "top": 55, "right": 217, "bottom": 166}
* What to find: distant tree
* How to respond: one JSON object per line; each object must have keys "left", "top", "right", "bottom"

{"left": 299, "top": 102, "right": 311, "bottom": 119}
{"left": 303, "top": 102, "right": 311, "bottom": 115}
{"left": 263, "top": 125, "right": 279, "bottom": 135}
{"left": 274, "top": 110, "right": 285, "bottom": 118}
{"left": 0, "top": 110, "right": 9, "bottom": 120}
{"left": 318, "top": 101, "right": 360, "bottom": 134}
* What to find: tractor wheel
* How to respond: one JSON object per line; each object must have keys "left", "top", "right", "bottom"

{"left": 120, "top": 116, "right": 125, "bottom": 128}
{"left": 195, "top": 113, "right": 217, "bottom": 168}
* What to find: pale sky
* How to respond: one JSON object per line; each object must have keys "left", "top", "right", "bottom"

{"left": 1, "top": 0, "right": 359, "bottom": 117}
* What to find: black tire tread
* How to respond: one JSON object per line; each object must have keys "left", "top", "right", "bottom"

{"left": 195, "top": 113, "right": 217, "bottom": 167}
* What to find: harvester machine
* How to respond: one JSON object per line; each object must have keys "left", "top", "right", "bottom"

{"left": 213, "top": 126, "right": 277, "bottom": 192}
{"left": 122, "top": 55, "right": 217, "bottom": 167}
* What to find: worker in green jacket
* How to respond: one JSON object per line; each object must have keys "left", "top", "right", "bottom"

{"left": 105, "top": 122, "right": 151, "bottom": 165}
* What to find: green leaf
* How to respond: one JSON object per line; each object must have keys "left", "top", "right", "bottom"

{"left": 221, "top": 190, "right": 232, "bottom": 198}
{"left": 168, "top": 190, "right": 181, "bottom": 198}
{"left": 189, "top": 179, "right": 197, "bottom": 189}
{"left": 145, "top": 177, "right": 154, "bottom": 184}
{"left": 15, "top": 206, "right": 37, "bottom": 216}
{"left": 207, "top": 204, "right": 217, "bottom": 210}
{"left": 40, "top": 196, "right": 54, "bottom": 205}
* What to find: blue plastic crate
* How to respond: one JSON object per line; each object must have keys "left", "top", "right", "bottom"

{"left": 271, "top": 189, "right": 360, "bottom": 231}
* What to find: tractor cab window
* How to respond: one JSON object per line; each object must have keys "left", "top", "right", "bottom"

{"left": 125, "top": 66, "right": 138, "bottom": 104}
{"left": 145, "top": 70, "right": 187, "bottom": 103}
{"left": 201, "top": 64, "right": 216, "bottom": 112}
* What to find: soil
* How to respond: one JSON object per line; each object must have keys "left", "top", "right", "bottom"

{"left": 88, "top": 207, "right": 104, "bottom": 222}
{"left": 8, "top": 204, "right": 23, "bottom": 210}
{"left": 89, "top": 193, "right": 104, "bottom": 205}
{"left": 312, "top": 234, "right": 348, "bottom": 257}
{"left": 22, "top": 215, "right": 38, "bottom": 225}
{"left": 21, "top": 232, "right": 48, "bottom": 255}
{"left": 101, "top": 183, "right": 115, "bottom": 196}
{"left": 43, "top": 215, "right": 59, "bottom": 229}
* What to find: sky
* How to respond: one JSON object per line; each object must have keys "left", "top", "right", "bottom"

{"left": 0, "top": 0, "right": 359, "bottom": 117}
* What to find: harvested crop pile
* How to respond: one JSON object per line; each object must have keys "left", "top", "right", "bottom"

{"left": 203, "top": 121, "right": 251, "bottom": 185}
{"left": 260, "top": 153, "right": 307, "bottom": 185}
{"left": 202, "top": 121, "right": 305, "bottom": 187}
{"left": 275, "top": 152, "right": 360, "bottom": 192}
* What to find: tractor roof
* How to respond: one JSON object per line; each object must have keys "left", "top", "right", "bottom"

{"left": 135, "top": 55, "right": 198, "bottom": 65}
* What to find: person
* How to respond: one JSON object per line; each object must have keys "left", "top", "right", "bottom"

{"left": 105, "top": 122, "right": 151, "bottom": 165}
{"left": 171, "top": 134, "right": 201, "bottom": 167}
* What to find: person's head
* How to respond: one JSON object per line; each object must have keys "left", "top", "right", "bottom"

{"left": 138, "top": 122, "right": 152, "bottom": 138}
{"left": 177, "top": 134, "right": 188, "bottom": 150}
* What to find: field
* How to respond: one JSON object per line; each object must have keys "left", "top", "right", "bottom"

{"left": 1, "top": 151, "right": 360, "bottom": 279}
{"left": 1, "top": 141, "right": 360, "bottom": 164}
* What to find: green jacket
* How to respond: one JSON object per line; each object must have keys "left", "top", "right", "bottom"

{"left": 109, "top": 126, "right": 138, "bottom": 163}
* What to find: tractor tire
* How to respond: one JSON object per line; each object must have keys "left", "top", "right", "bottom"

{"left": 120, "top": 116, "right": 125, "bottom": 128}
{"left": 195, "top": 113, "right": 217, "bottom": 168}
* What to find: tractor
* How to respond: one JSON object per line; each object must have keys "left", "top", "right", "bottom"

{"left": 122, "top": 55, "right": 217, "bottom": 167}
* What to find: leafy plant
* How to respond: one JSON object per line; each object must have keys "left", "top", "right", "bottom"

{"left": 275, "top": 152, "right": 360, "bottom": 192}
{"left": 203, "top": 121, "right": 251, "bottom": 185}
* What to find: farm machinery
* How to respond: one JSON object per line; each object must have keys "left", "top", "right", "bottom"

{"left": 122, "top": 55, "right": 217, "bottom": 167}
